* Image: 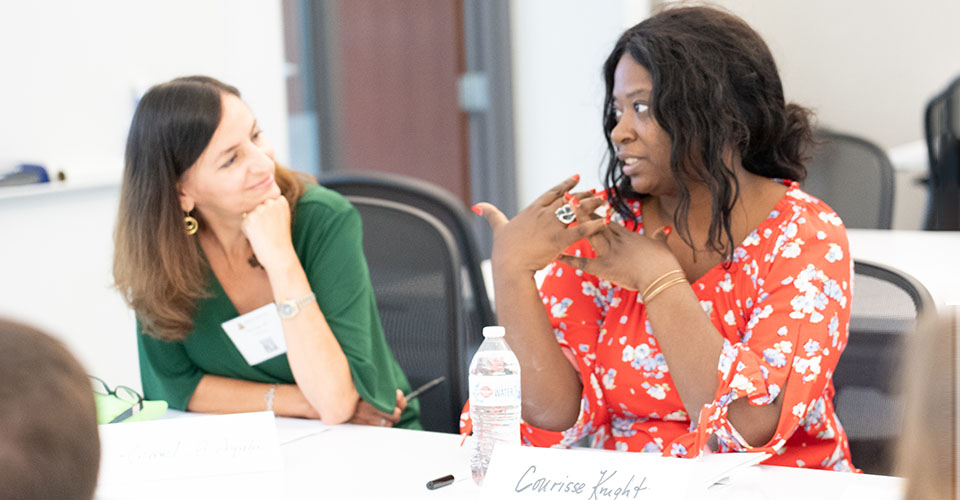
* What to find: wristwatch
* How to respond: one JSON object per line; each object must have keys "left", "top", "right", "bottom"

{"left": 277, "top": 292, "right": 316, "bottom": 319}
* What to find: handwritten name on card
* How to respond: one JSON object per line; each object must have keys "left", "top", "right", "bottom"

{"left": 481, "top": 445, "right": 768, "bottom": 499}
{"left": 98, "top": 411, "right": 283, "bottom": 484}
{"left": 514, "top": 465, "right": 649, "bottom": 498}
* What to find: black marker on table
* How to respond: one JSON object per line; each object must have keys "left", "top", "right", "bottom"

{"left": 405, "top": 376, "right": 446, "bottom": 402}
{"left": 426, "top": 474, "right": 455, "bottom": 490}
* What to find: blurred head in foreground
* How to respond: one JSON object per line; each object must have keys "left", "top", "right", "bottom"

{"left": 897, "top": 309, "right": 958, "bottom": 500}
{"left": 0, "top": 318, "right": 100, "bottom": 500}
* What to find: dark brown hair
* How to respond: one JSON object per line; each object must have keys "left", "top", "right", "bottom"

{"left": 114, "top": 76, "right": 308, "bottom": 341}
{"left": 602, "top": 5, "right": 813, "bottom": 257}
{"left": 0, "top": 319, "right": 99, "bottom": 500}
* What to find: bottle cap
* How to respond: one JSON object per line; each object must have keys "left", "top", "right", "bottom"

{"left": 482, "top": 326, "right": 506, "bottom": 338}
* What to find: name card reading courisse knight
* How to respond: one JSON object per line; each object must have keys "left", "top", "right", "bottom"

{"left": 480, "top": 444, "right": 769, "bottom": 499}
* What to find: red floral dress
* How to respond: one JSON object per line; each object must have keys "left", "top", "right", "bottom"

{"left": 461, "top": 181, "right": 857, "bottom": 471}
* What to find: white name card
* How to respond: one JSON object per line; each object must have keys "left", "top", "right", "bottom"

{"left": 481, "top": 444, "right": 768, "bottom": 499}
{"left": 98, "top": 411, "right": 283, "bottom": 484}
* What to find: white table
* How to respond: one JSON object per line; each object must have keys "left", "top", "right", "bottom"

{"left": 278, "top": 421, "right": 903, "bottom": 499}
{"left": 846, "top": 229, "right": 960, "bottom": 308}
{"left": 96, "top": 413, "right": 904, "bottom": 499}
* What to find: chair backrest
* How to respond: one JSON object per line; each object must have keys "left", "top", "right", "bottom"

{"left": 802, "top": 130, "right": 894, "bottom": 229}
{"left": 924, "top": 75, "right": 960, "bottom": 230}
{"left": 342, "top": 195, "right": 467, "bottom": 433}
{"left": 833, "top": 260, "right": 935, "bottom": 475}
{"left": 320, "top": 172, "right": 497, "bottom": 357}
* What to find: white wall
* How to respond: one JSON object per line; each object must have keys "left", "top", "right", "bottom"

{"left": 684, "top": 0, "right": 960, "bottom": 230}
{"left": 704, "top": 0, "right": 960, "bottom": 150}
{"left": 0, "top": 186, "right": 135, "bottom": 386}
{"left": 0, "top": 0, "right": 289, "bottom": 182}
{"left": 510, "top": 0, "right": 651, "bottom": 208}
{"left": 0, "top": 0, "right": 288, "bottom": 389}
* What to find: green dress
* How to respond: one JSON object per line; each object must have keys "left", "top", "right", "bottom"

{"left": 137, "top": 184, "right": 421, "bottom": 429}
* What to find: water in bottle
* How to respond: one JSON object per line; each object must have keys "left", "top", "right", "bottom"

{"left": 469, "top": 325, "right": 521, "bottom": 484}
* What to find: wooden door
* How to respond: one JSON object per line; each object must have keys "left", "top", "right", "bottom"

{"left": 324, "top": 0, "right": 471, "bottom": 204}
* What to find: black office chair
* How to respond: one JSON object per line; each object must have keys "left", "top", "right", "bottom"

{"left": 833, "top": 260, "right": 935, "bottom": 475}
{"left": 924, "top": 75, "right": 960, "bottom": 230}
{"left": 339, "top": 195, "right": 467, "bottom": 433}
{"left": 803, "top": 130, "right": 895, "bottom": 229}
{"left": 320, "top": 172, "right": 497, "bottom": 358}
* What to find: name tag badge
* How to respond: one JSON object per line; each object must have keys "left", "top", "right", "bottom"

{"left": 221, "top": 303, "right": 288, "bottom": 366}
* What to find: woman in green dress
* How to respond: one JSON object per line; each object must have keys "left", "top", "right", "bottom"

{"left": 114, "top": 76, "right": 418, "bottom": 428}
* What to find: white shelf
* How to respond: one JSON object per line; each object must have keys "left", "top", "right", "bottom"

{"left": 0, "top": 178, "right": 119, "bottom": 202}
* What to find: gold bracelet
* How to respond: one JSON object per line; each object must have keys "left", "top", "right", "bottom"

{"left": 640, "top": 269, "right": 685, "bottom": 302}
{"left": 642, "top": 276, "right": 689, "bottom": 304}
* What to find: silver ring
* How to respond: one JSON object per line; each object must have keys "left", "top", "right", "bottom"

{"left": 555, "top": 204, "right": 576, "bottom": 225}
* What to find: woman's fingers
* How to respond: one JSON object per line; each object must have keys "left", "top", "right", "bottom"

{"left": 576, "top": 197, "right": 605, "bottom": 221}
{"left": 557, "top": 254, "right": 595, "bottom": 275}
{"left": 565, "top": 189, "right": 604, "bottom": 225}
{"left": 569, "top": 188, "right": 596, "bottom": 201}
{"left": 396, "top": 389, "right": 408, "bottom": 412}
{"left": 471, "top": 202, "right": 509, "bottom": 230}
{"left": 350, "top": 398, "right": 401, "bottom": 427}
{"left": 570, "top": 218, "right": 607, "bottom": 241}
{"left": 533, "top": 174, "right": 581, "bottom": 207}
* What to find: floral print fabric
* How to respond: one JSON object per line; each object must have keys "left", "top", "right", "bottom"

{"left": 461, "top": 182, "right": 857, "bottom": 471}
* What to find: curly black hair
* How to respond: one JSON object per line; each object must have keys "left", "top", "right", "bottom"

{"left": 602, "top": 5, "right": 813, "bottom": 259}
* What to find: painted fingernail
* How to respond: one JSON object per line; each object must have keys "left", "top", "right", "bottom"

{"left": 588, "top": 188, "right": 596, "bottom": 195}
{"left": 471, "top": 204, "right": 483, "bottom": 216}
{"left": 663, "top": 225, "right": 672, "bottom": 236}
{"left": 570, "top": 196, "right": 581, "bottom": 207}
{"left": 603, "top": 218, "right": 611, "bottom": 226}
{"left": 563, "top": 192, "right": 574, "bottom": 202}
{"left": 572, "top": 174, "right": 581, "bottom": 181}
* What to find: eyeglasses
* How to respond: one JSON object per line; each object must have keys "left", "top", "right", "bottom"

{"left": 90, "top": 376, "right": 144, "bottom": 424}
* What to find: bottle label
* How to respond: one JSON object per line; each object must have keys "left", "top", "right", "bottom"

{"left": 470, "top": 374, "right": 521, "bottom": 406}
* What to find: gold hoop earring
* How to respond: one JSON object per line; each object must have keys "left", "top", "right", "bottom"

{"left": 184, "top": 213, "right": 199, "bottom": 235}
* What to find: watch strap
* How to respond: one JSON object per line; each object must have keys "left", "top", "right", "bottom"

{"left": 278, "top": 292, "right": 316, "bottom": 319}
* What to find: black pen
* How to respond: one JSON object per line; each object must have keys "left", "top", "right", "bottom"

{"left": 405, "top": 376, "right": 446, "bottom": 402}
{"left": 426, "top": 474, "right": 455, "bottom": 490}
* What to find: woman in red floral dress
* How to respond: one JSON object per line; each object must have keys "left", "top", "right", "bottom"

{"left": 467, "top": 5, "right": 856, "bottom": 471}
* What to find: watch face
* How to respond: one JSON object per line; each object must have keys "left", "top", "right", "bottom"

{"left": 278, "top": 303, "right": 295, "bottom": 318}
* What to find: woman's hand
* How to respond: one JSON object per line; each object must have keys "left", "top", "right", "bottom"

{"left": 240, "top": 195, "right": 296, "bottom": 271}
{"left": 348, "top": 389, "right": 407, "bottom": 427}
{"left": 557, "top": 203, "right": 680, "bottom": 291}
{"left": 474, "top": 175, "right": 606, "bottom": 276}
{"left": 472, "top": 175, "right": 605, "bottom": 431}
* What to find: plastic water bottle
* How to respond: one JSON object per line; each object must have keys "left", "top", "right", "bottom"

{"left": 469, "top": 325, "right": 521, "bottom": 484}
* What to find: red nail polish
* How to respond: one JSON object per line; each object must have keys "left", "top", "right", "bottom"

{"left": 570, "top": 196, "right": 581, "bottom": 207}
{"left": 563, "top": 192, "right": 573, "bottom": 202}
{"left": 663, "top": 226, "right": 672, "bottom": 236}
{"left": 471, "top": 204, "right": 483, "bottom": 216}
{"left": 588, "top": 188, "right": 597, "bottom": 195}
{"left": 572, "top": 174, "right": 581, "bottom": 181}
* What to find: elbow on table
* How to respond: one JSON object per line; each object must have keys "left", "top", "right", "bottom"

{"left": 726, "top": 396, "right": 783, "bottom": 448}
{"left": 522, "top": 400, "right": 580, "bottom": 432}
{"left": 319, "top": 403, "right": 355, "bottom": 426}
